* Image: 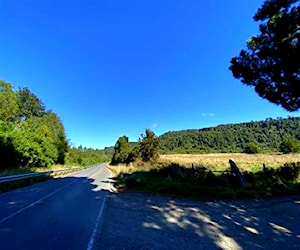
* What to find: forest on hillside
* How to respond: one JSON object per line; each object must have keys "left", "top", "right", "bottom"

{"left": 159, "top": 117, "right": 300, "bottom": 154}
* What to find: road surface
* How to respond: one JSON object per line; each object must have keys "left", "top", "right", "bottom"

{"left": 1, "top": 164, "right": 300, "bottom": 249}
{"left": 96, "top": 192, "right": 300, "bottom": 249}
{"left": 0, "top": 164, "right": 111, "bottom": 250}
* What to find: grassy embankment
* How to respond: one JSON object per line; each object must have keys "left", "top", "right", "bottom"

{"left": 109, "top": 153, "right": 300, "bottom": 199}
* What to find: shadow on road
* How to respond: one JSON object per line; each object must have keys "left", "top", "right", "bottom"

{"left": 97, "top": 191, "right": 300, "bottom": 249}
{"left": 1, "top": 172, "right": 299, "bottom": 250}
{"left": 0, "top": 171, "right": 111, "bottom": 250}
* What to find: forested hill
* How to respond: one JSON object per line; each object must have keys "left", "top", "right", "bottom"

{"left": 159, "top": 117, "right": 300, "bottom": 154}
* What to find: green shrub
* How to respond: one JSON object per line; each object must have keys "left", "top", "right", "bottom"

{"left": 139, "top": 129, "right": 160, "bottom": 162}
{"left": 277, "top": 162, "right": 300, "bottom": 181}
{"left": 111, "top": 136, "right": 131, "bottom": 165}
{"left": 279, "top": 136, "right": 300, "bottom": 154}
{"left": 12, "top": 129, "right": 58, "bottom": 168}
{"left": 244, "top": 142, "right": 261, "bottom": 154}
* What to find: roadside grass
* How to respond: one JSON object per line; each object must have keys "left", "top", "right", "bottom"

{"left": 107, "top": 162, "right": 154, "bottom": 176}
{"left": 113, "top": 153, "right": 300, "bottom": 199}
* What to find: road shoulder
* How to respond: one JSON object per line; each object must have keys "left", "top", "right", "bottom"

{"left": 96, "top": 192, "right": 300, "bottom": 249}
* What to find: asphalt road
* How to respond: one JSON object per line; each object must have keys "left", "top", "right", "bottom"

{"left": 0, "top": 164, "right": 112, "bottom": 250}
{"left": 1, "top": 165, "right": 300, "bottom": 250}
{"left": 96, "top": 192, "right": 300, "bottom": 249}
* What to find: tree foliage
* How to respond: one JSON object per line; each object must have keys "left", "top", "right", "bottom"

{"left": 138, "top": 129, "right": 160, "bottom": 162}
{"left": 40, "top": 112, "right": 68, "bottom": 164}
{"left": 11, "top": 127, "right": 58, "bottom": 168}
{"left": 244, "top": 142, "right": 261, "bottom": 154}
{"left": 0, "top": 80, "right": 69, "bottom": 169}
{"left": 0, "top": 121, "right": 18, "bottom": 168}
{"left": 229, "top": 0, "right": 300, "bottom": 111}
{"left": 16, "top": 87, "right": 46, "bottom": 120}
{"left": 111, "top": 136, "right": 131, "bottom": 165}
{"left": 66, "top": 146, "right": 111, "bottom": 166}
{"left": 279, "top": 135, "right": 300, "bottom": 153}
{"left": 110, "top": 129, "right": 160, "bottom": 165}
{"left": 0, "top": 80, "right": 19, "bottom": 122}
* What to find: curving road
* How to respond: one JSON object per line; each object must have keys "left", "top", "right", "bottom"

{"left": 0, "top": 164, "right": 112, "bottom": 250}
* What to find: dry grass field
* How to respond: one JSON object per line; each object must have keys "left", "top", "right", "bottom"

{"left": 108, "top": 153, "right": 300, "bottom": 175}
{"left": 107, "top": 164, "right": 138, "bottom": 176}
{"left": 159, "top": 153, "right": 300, "bottom": 172}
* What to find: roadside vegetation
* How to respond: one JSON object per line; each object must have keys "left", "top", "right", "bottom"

{"left": 110, "top": 153, "right": 300, "bottom": 199}
{"left": 110, "top": 129, "right": 160, "bottom": 166}
{"left": 108, "top": 120, "right": 300, "bottom": 200}
{"left": 109, "top": 129, "right": 300, "bottom": 199}
{"left": 0, "top": 79, "right": 110, "bottom": 192}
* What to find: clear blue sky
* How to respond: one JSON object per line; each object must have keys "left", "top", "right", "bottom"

{"left": 0, "top": 0, "right": 298, "bottom": 149}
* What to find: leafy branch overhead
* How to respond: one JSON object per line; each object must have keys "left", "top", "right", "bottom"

{"left": 229, "top": 0, "right": 300, "bottom": 111}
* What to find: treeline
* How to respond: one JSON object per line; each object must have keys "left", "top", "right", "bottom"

{"left": 0, "top": 80, "right": 107, "bottom": 170}
{"left": 159, "top": 117, "right": 300, "bottom": 154}
{"left": 66, "top": 146, "right": 111, "bottom": 166}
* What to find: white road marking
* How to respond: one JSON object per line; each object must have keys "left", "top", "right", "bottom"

{"left": 0, "top": 164, "right": 111, "bottom": 250}
{"left": 0, "top": 165, "right": 103, "bottom": 224}
{"left": 86, "top": 166, "right": 112, "bottom": 250}
{"left": 86, "top": 193, "right": 107, "bottom": 250}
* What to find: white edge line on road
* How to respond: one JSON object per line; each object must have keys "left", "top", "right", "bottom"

{"left": 86, "top": 166, "right": 112, "bottom": 250}
{"left": 86, "top": 192, "right": 107, "bottom": 250}
{"left": 0, "top": 179, "right": 78, "bottom": 224}
{"left": 0, "top": 165, "right": 102, "bottom": 224}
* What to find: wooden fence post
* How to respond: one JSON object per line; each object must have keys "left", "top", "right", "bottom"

{"left": 229, "top": 159, "right": 247, "bottom": 187}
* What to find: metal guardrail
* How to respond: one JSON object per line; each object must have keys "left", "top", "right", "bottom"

{"left": 0, "top": 167, "right": 83, "bottom": 184}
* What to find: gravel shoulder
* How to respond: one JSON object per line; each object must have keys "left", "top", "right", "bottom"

{"left": 96, "top": 192, "right": 300, "bottom": 249}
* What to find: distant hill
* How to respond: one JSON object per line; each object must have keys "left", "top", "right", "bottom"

{"left": 159, "top": 117, "right": 300, "bottom": 154}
